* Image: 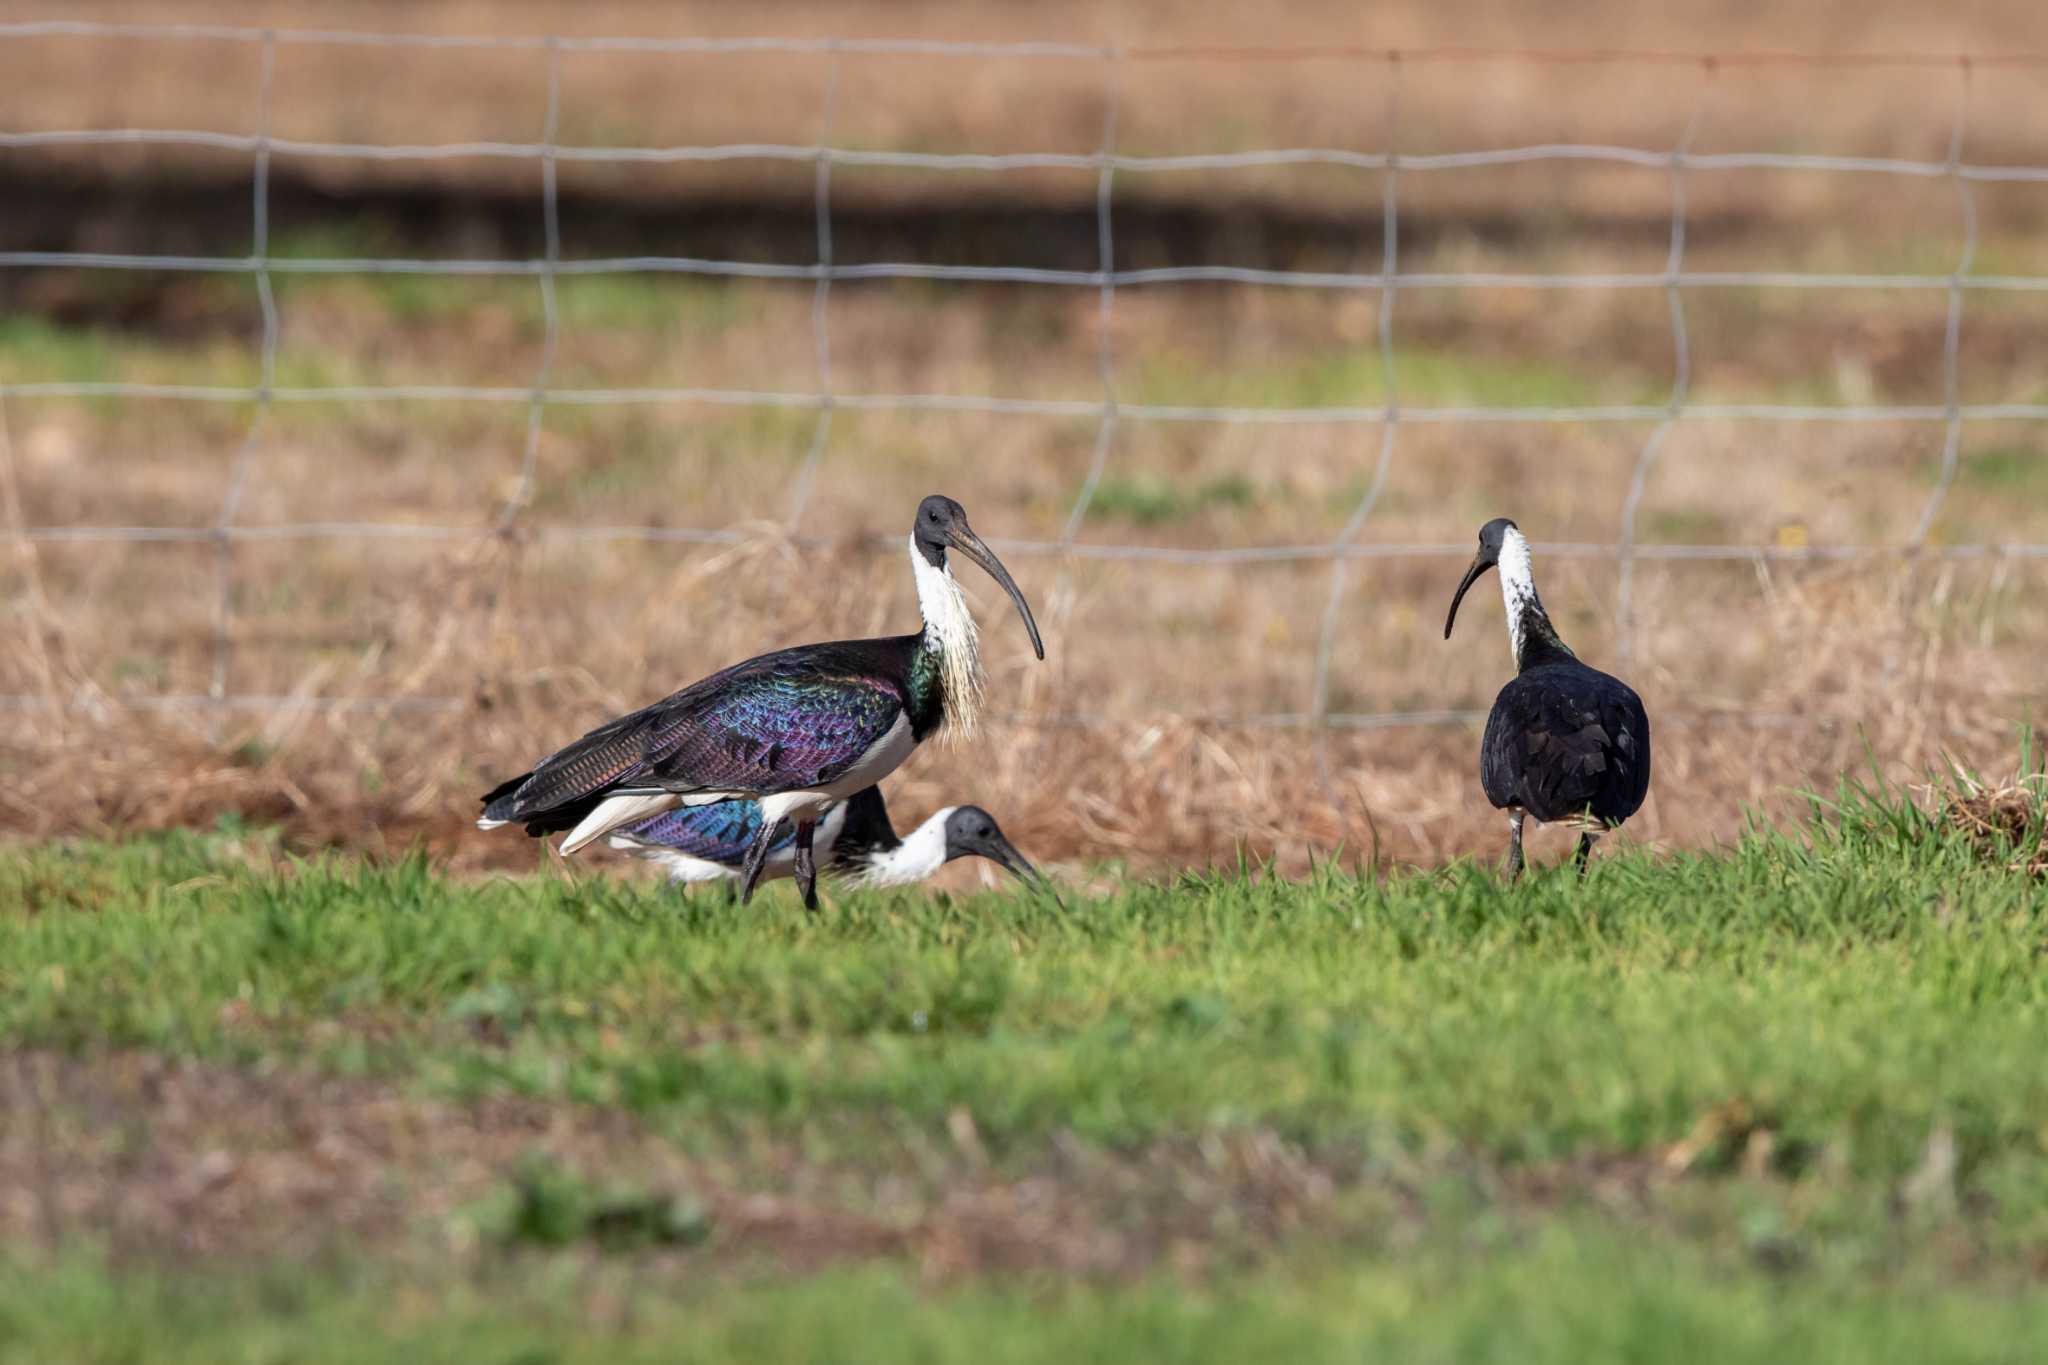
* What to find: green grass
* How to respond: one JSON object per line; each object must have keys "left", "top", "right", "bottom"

{"left": 9, "top": 1221, "right": 2048, "bottom": 1365}
{"left": 533, "top": 405, "right": 818, "bottom": 511}
{"left": 3, "top": 774, "right": 2047, "bottom": 1360}
{"left": 267, "top": 226, "right": 750, "bottom": 334}
{"left": 1959, "top": 446, "right": 2048, "bottom": 495}
{"left": 1084, "top": 472, "right": 1258, "bottom": 525}
{"left": 1641, "top": 506, "right": 1734, "bottom": 542}
{"left": 7, "top": 791, "right": 2046, "bottom": 1169}
{"left": 1125, "top": 344, "right": 1610, "bottom": 410}
{"left": 0, "top": 315, "right": 258, "bottom": 390}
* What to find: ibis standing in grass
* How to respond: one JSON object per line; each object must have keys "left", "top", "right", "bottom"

{"left": 478, "top": 494, "right": 1044, "bottom": 910}
{"left": 1443, "top": 518, "right": 1650, "bottom": 879}
{"left": 606, "top": 785, "right": 1056, "bottom": 899}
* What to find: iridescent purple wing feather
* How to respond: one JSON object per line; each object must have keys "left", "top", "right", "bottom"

{"left": 619, "top": 799, "right": 788, "bottom": 866}
{"left": 483, "top": 637, "right": 918, "bottom": 828}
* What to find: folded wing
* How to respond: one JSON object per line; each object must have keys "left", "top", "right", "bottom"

{"left": 480, "top": 639, "right": 916, "bottom": 836}
{"left": 1481, "top": 667, "right": 1650, "bottom": 826}
{"left": 610, "top": 798, "right": 789, "bottom": 866}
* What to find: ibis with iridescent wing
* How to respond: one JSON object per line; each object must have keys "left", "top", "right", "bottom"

{"left": 1443, "top": 518, "right": 1651, "bottom": 879}
{"left": 607, "top": 785, "right": 1055, "bottom": 899}
{"left": 478, "top": 494, "right": 1044, "bottom": 910}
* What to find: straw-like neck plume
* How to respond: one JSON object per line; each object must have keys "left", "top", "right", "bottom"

{"left": 910, "top": 535, "right": 984, "bottom": 743}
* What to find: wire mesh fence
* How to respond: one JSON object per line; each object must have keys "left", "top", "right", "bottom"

{"left": 4, "top": 21, "right": 2047, "bottom": 740}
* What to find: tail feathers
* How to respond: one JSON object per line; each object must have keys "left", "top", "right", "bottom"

{"left": 479, "top": 772, "right": 532, "bottom": 825}
{"left": 560, "top": 793, "right": 686, "bottom": 855}
{"left": 479, "top": 772, "right": 613, "bottom": 839}
{"left": 481, "top": 770, "right": 743, "bottom": 848}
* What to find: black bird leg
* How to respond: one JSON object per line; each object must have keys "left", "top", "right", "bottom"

{"left": 792, "top": 818, "right": 820, "bottom": 913}
{"left": 1574, "top": 831, "right": 1599, "bottom": 880}
{"left": 1503, "top": 810, "right": 1526, "bottom": 882}
{"left": 736, "top": 817, "right": 781, "bottom": 905}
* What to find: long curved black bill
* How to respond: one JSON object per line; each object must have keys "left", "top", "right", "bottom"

{"left": 1444, "top": 555, "right": 1496, "bottom": 640}
{"left": 948, "top": 525, "right": 1046, "bottom": 660}
{"left": 979, "top": 835, "right": 1062, "bottom": 907}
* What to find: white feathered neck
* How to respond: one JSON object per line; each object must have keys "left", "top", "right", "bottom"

{"left": 1493, "top": 526, "right": 1577, "bottom": 670}
{"left": 853, "top": 806, "right": 958, "bottom": 887}
{"left": 1497, "top": 526, "right": 1542, "bottom": 667}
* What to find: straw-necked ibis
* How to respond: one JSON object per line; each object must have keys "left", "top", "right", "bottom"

{"left": 1443, "top": 518, "right": 1651, "bottom": 879}
{"left": 478, "top": 494, "right": 1044, "bottom": 910}
{"left": 606, "top": 784, "right": 1053, "bottom": 897}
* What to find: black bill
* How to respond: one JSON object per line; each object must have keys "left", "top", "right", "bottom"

{"left": 972, "top": 831, "right": 1061, "bottom": 906}
{"left": 1443, "top": 553, "right": 1499, "bottom": 640}
{"left": 947, "top": 523, "right": 1046, "bottom": 660}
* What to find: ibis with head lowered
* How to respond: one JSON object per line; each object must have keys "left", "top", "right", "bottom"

{"left": 478, "top": 494, "right": 1044, "bottom": 911}
{"left": 607, "top": 785, "right": 1055, "bottom": 899}
{"left": 1443, "top": 517, "right": 1651, "bottom": 879}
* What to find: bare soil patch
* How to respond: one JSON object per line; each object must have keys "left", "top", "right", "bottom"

{"left": 0, "top": 1049, "right": 1371, "bottom": 1281}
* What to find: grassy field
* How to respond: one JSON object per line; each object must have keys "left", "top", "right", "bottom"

{"left": 3, "top": 769, "right": 2046, "bottom": 1361}
{"left": 8, "top": 9, "right": 2048, "bottom": 1356}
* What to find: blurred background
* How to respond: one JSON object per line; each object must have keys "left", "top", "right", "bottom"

{"left": 4, "top": 1, "right": 2046, "bottom": 877}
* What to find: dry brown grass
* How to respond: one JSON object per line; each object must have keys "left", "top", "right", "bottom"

{"left": 6, "top": 490, "right": 2042, "bottom": 878}
{"left": 1939, "top": 776, "right": 2048, "bottom": 878}
{"left": 4, "top": 2, "right": 2048, "bottom": 876}
{"left": 5, "top": 290, "right": 2046, "bottom": 877}
{"left": 7, "top": 0, "right": 2047, "bottom": 176}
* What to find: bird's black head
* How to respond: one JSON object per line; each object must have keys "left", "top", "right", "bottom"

{"left": 1476, "top": 517, "right": 1517, "bottom": 557}
{"left": 1444, "top": 517, "right": 1519, "bottom": 640}
{"left": 910, "top": 492, "right": 1046, "bottom": 661}
{"left": 941, "top": 804, "right": 1058, "bottom": 900}
{"left": 913, "top": 494, "right": 968, "bottom": 567}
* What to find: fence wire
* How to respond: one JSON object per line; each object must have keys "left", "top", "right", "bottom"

{"left": 3, "top": 24, "right": 2046, "bottom": 732}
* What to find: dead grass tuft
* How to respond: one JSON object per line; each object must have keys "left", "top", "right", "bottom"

{"left": 1939, "top": 778, "right": 2048, "bottom": 879}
